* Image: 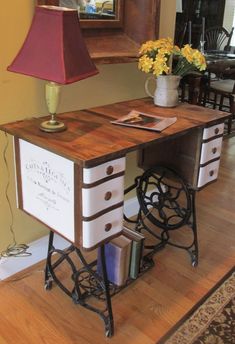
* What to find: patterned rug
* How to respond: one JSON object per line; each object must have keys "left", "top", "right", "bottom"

{"left": 158, "top": 266, "right": 235, "bottom": 344}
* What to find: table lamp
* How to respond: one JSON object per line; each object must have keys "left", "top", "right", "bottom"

{"left": 7, "top": 5, "right": 98, "bottom": 133}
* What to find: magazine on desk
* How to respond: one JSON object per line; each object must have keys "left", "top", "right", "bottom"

{"left": 111, "top": 110, "right": 177, "bottom": 132}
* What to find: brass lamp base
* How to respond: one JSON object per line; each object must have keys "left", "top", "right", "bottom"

{"left": 40, "top": 119, "right": 66, "bottom": 133}
{"left": 41, "top": 82, "right": 66, "bottom": 133}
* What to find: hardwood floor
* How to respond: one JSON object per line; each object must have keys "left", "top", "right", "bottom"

{"left": 0, "top": 136, "right": 234, "bottom": 344}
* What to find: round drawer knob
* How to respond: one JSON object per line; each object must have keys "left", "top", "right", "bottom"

{"left": 105, "top": 223, "right": 112, "bottom": 232}
{"left": 104, "top": 191, "right": 112, "bottom": 201}
{"left": 209, "top": 170, "right": 214, "bottom": 177}
{"left": 106, "top": 165, "right": 114, "bottom": 175}
{"left": 212, "top": 147, "right": 217, "bottom": 154}
{"left": 214, "top": 128, "right": 219, "bottom": 135}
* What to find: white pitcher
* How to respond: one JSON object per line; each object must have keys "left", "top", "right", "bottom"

{"left": 145, "top": 75, "right": 181, "bottom": 107}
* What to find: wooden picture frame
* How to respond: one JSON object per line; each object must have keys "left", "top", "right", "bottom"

{"left": 37, "top": 0, "right": 161, "bottom": 63}
{"left": 37, "top": 0, "right": 124, "bottom": 29}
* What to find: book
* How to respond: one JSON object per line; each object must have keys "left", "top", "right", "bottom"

{"left": 111, "top": 110, "right": 177, "bottom": 132}
{"left": 122, "top": 226, "right": 145, "bottom": 279}
{"left": 97, "top": 235, "right": 132, "bottom": 286}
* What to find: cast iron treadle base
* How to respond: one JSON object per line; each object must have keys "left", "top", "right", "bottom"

{"left": 124, "top": 165, "right": 199, "bottom": 267}
{"left": 44, "top": 165, "right": 198, "bottom": 338}
{"left": 44, "top": 231, "right": 154, "bottom": 338}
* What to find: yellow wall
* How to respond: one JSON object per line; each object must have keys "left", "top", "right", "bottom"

{"left": 0, "top": 1, "right": 176, "bottom": 251}
{"left": 159, "top": 0, "right": 176, "bottom": 38}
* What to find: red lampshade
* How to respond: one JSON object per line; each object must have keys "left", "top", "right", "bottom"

{"left": 7, "top": 5, "right": 98, "bottom": 84}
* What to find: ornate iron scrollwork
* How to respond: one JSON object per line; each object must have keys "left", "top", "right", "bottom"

{"left": 44, "top": 165, "right": 198, "bottom": 338}
{"left": 124, "top": 166, "right": 198, "bottom": 266}
{"left": 44, "top": 231, "right": 114, "bottom": 337}
{"left": 44, "top": 231, "right": 154, "bottom": 337}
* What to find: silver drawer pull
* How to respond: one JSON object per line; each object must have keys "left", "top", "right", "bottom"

{"left": 209, "top": 170, "right": 214, "bottom": 177}
{"left": 212, "top": 147, "right": 217, "bottom": 154}
{"left": 106, "top": 165, "right": 114, "bottom": 175}
{"left": 105, "top": 223, "right": 112, "bottom": 232}
{"left": 104, "top": 191, "right": 112, "bottom": 201}
{"left": 214, "top": 127, "right": 219, "bottom": 135}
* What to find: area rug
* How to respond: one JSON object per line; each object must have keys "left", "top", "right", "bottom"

{"left": 158, "top": 266, "right": 235, "bottom": 344}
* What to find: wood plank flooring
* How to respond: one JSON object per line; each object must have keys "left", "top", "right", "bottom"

{"left": 0, "top": 136, "right": 234, "bottom": 344}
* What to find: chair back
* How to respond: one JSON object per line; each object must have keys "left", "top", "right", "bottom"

{"left": 226, "top": 27, "right": 234, "bottom": 50}
{"left": 204, "top": 26, "right": 234, "bottom": 51}
{"left": 232, "top": 81, "right": 235, "bottom": 94}
{"left": 174, "top": 22, "right": 188, "bottom": 48}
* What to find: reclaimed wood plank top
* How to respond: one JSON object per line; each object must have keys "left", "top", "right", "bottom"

{"left": 0, "top": 98, "right": 230, "bottom": 167}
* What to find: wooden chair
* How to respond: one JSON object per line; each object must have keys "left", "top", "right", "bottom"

{"left": 204, "top": 26, "right": 234, "bottom": 51}
{"left": 203, "top": 78, "right": 235, "bottom": 134}
{"left": 174, "top": 22, "right": 188, "bottom": 48}
{"left": 180, "top": 73, "right": 205, "bottom": 105}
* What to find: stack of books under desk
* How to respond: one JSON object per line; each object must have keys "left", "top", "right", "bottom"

{"left": 97, "top": 226, "right": 154, "bottom": 291}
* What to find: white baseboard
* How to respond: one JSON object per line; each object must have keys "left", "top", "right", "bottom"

{"left": 124, "top": 195, "right": 139, "bottom": 218}
{"left": 0, "top": 234, "right": 69, "bottom": 280}
{"left": 0, "top": 197, "right": 139, "bottom": 280}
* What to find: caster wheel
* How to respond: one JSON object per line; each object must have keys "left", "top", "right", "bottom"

{"left": 105, "top": 321, "right": 114, "bottom": 337}
{"left": 71, "top": 291, "right": 79, "bottom": 304}
{"left": 44, "top": 280, "right": 52, "bottom": 290}
{"left": 105, "top": 328, "right": 113, "bottom": 337}
{"left": 190, "top": 250, "right": 198, "bottom": 267}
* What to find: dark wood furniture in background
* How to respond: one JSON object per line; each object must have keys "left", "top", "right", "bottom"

{"left": 204, "top": 79, "right": 235, "bottom": 134}
{"left": 175, "top": 0, "right": 226, "bottom": 48}
{"left": 204, "top": 26, "right": 234, "bottom": 51}
{"left": 180, "top": 53, "right": 235, "bottom": 134}
{"left": 203, "top": 55, "right": 235, "bottom": 134}
{"left": 206, "top": 53, "right": 235, "bottom": 78}
{"left": 37, "top": 0, "right": 160, "bottom": 63}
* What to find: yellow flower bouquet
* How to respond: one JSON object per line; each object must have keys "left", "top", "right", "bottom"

{"left": 138, "top": 38, "right": 206, "bottom": 77}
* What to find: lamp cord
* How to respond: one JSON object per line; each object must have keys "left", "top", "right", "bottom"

{"left": 0, "top": 132, "right": 31, "bottom": 259}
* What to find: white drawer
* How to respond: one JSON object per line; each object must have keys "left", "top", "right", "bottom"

{"left": 82, "top": 176, "right": 124, "bottom": 217}
{"left": 83, "top": 157, "right": 126, "bottom": 184}
{"left": 82, "top": 206, "right": 123, "bottom": 249}
{"left": 202, "top": 123, "right": 224, "bottom": 140}
{"left": 200, "top": 137, "right": 223, "bottom": 165}
{"left": 197, "top": 160, "right": 220, "bottom": 188}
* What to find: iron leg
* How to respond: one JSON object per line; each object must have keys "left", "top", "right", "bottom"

{"left": 189, "top": 189, "right": 199, "bottom": 267}
{"left": 44, "top": 231, "right": 54, "bottom": 290}
{"left": 100, "top": 244, "right": 114, "bottom": 337}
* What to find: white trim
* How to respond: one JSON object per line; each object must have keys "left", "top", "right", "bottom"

{"left": 0, "top": 234, "right": 69, "bottom": 280}
{"left": 124, "top": 195, "right": 139, "bottom": 218}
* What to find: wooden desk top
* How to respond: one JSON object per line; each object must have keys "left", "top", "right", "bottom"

{"left": 0, "top": 98, "right": 230, "bottom": 167}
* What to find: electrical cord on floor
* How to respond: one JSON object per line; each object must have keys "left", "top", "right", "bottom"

{"left": 0, "top": 132, "right": 32, "bottom": 260}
